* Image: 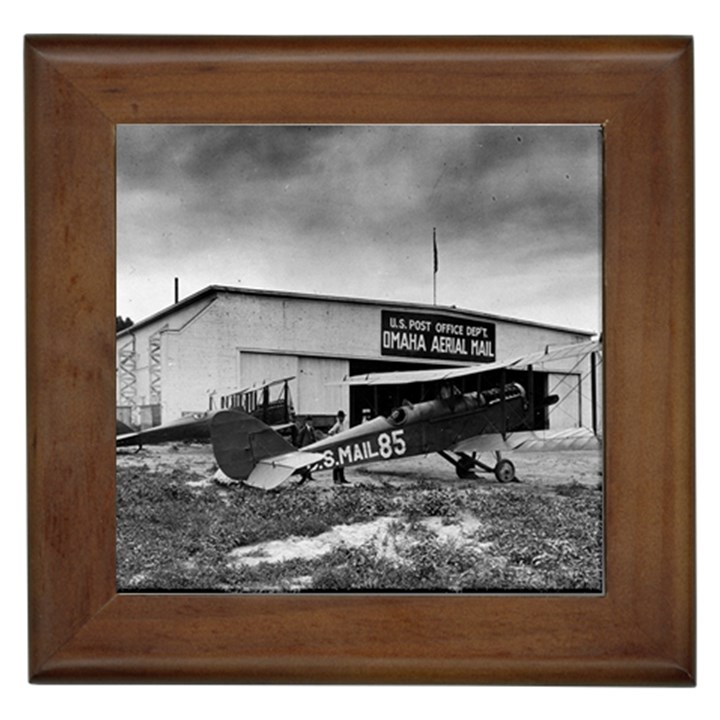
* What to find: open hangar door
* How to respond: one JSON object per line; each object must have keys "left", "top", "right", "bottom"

{"left": 348, "top": 359, "right": 552, "bottom": 431}
{"left": 347, "top": 359, "right": 443, "bottom": 427}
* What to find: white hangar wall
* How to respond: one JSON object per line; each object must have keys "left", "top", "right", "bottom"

{"left": 116, "top": 295, "right": 220, "bottom": 427}
{"left": 116, "top": 286, "right": 598, "bottom": 430}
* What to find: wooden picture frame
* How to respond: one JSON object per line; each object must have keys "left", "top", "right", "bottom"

{"left": 26, "top": 36, "right": 694, "bottom": 684}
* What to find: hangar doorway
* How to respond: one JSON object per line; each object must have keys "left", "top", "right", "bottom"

{"left": 348, "top": 359, "right": 553, "bottom": 431}
{"left": 348, "top": 359, "right": 446, "bottom": 427}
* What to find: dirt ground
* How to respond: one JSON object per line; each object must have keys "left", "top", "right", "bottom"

{"left": 116, "top": 442, "right": 603, "bottom": 592}
{"left": 116, "top": 442, "right": 602, "bottom": 491}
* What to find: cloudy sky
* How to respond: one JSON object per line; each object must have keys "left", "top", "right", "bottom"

{"left": 117, "top": 124, "right": 602, "bottom": 332}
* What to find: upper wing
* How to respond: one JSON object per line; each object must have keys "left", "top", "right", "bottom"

{"left": 332, "top": 339, "right": 601, "bottom": 387}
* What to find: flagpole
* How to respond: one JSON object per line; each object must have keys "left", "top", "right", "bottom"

{"left": 433, "top": 227, "right": 437, "bottom": 306}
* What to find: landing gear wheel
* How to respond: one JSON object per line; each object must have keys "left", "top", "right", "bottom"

{"left": 455, "top": 455, "right": 476, "bottom": 479}
{"left": 494, "top": 458, "right": 516, "bottom": 483}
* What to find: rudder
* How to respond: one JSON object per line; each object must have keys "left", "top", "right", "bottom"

{"left": 210, "top": 410, "right": 296, "bottom": 480}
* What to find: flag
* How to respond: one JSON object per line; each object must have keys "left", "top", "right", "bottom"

{"left": 433, "top": 229, "right": 438, "bottom": 274}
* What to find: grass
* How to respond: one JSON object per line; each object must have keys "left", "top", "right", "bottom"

{"left": 116, "top": 466, "right": 603, "bottom": 593}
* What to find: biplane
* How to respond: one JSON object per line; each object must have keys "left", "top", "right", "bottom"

{"left": 116, "top": 376, "right": 297, "bottom": 449}
{"left": 208, "top": 339, "right": 602, "bottom": 490}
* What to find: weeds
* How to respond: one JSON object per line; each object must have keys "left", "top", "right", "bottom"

{"left": 117, "top": 466, "right": 603, "bottom": 593}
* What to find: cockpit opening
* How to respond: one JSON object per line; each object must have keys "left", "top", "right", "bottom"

{"left": 388, "top": 403, "right": 412, "bottom": 425}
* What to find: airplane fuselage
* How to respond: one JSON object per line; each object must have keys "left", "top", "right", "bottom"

{"left": 304, "top": 383, "right": 526, "bottom": 472}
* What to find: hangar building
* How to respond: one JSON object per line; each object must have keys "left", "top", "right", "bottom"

{"left": 116, "top": 286, "right": 598, "bottom": 433}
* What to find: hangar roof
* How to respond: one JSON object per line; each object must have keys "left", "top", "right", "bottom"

{"left": 117, "top": 284, "right": 596, "bottom": 339}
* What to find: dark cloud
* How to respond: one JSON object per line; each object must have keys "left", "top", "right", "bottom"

{"left": 117, "top": 124, "right": 602, "bottom": 330}
{"left": 179, "top": 126, "right": 343, "bottom": 182}
{"left": 429, "top": 127, "right": 599, "bottom": 215}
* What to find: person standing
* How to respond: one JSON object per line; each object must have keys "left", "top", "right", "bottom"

{"left": 328, "top": 410, "right": 347, "bottom": 437}
{"left": 297, "top": 416, "right": 317, "bottom": 448}
{"left": 296, "top": 417, "right": 317, "bottom": 485}
{"left": 328, "top": 410, "right": 350, "bottom": 485}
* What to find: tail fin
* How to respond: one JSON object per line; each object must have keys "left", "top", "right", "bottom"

{"left": 210, "top": 410, "right": 296, "bottom": 480}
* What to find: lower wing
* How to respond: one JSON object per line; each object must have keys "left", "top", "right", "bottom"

{"left": 452, "top": 427, "right": 602, "bottom": 455}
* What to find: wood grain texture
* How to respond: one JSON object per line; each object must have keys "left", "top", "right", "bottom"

{"left": 25, "top": 35, "right": 694, "bottom": 685}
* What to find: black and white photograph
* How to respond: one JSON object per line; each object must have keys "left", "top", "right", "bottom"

{"left": 115, "top": 124, "right": 603, "bottom": 594}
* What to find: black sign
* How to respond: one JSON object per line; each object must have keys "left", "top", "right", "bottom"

{"left": 381, "top": 310, "right": 496, "bottom": 363}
